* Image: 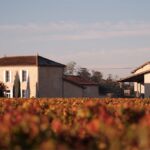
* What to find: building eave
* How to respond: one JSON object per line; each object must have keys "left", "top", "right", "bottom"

{"left": 118, "top": 70, "right": 150, "bottom": 82}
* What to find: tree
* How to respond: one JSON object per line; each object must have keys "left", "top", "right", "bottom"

{"left": 0, "top": 82, "right": 7, "bottom": 97}
{"left": 64, "top": 61, "right": 77, "bottom": 75}
{"left": 91, "top": 70, "right": 103, "bottom": 83}
{"left": 77, "top": 68, "right": 91, "bottom": 80}
{"left": 64, "top": 60, "right": 124, "bottom": 97}
{"left": 107, "top": 74, "right": 113, "bottom": 81}
{"left": 13, "top": 72, "right": 21, "bottom": 98}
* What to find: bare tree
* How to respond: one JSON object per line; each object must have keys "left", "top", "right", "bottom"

{"left": 64, "top": 61, "right": 77, "bottom": 75}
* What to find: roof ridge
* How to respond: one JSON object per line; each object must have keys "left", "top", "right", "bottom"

{"left": 0, "top": 55, "right": 65, "bottom": 67}
{"left": 132, "top": 61, "right": 150, "bottom": 73}
{"left": 64, "top": 75, "right": 98, "bottom": 85}
{"left": 1, "top": 55, "right": 36, "bottom": 58}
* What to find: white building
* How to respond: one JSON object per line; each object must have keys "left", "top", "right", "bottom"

{"left": 0, "top": 55, "right": 100, "bottom": 98}
{"left": 119, "top": 61, "right": 150, "bottom": 98}
{"left": 0, "top": 55, "right": 65, "bottom": 98}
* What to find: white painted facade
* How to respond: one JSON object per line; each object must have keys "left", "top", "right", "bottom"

{"left": 0, "top": 66, "right": 38, "bottom": 98}
{"left": 0, "top": 55, "right": 100, "bottom": 98}
{"left": 0, "top": 66, "right": 65, "bottom": 98}
{"left": 133, "top": 62, "right": 150, "bottom": 98}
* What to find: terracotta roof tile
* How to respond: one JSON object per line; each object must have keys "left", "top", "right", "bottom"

{"left": 64, "top": 75, "right": 98, "bottom": 87}
{"left": 0, "top": 55, "right": 65, "bottom": 67}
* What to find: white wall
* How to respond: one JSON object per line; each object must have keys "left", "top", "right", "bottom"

{"left": 134, "top": 82, "right": 145, "bottom": 97}
{"left": 133, "top": 63, "right": 150, "bottom": 97}
{"left": 0, "top": 66, "right": 38, "bottom": 98}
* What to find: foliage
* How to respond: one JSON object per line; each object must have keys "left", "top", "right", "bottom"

{"left": 0, "top": 82, "right": 7, "bottom": 97}
{"left": 64, "top": 61, "right": 124, "bottom": 97}
{"left": 0, "top": 98, "right": 149, "bottom": 149}
{"left": 13, "top": 72, "right": 21, "bottom": 98}
{"left": 99, "top": 78, "right": 123, "bottom": 97}
{"left": 91, "top": 70, "right": 103, "bottom": 83}
{"left": 77, "top": 68, "right": 91, "bottom": 80}
{"left": 64, "top": 61, "right": 77, "bottom": 75}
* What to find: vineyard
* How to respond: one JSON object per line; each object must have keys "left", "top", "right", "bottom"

{"left": 0, "top": 98, "right": 150, "bottom": 150}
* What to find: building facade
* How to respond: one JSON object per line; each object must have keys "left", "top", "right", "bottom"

{"left": 63, "top": 75, "right": 99, "bottom": 98}
{"left": 119, "top": 61, "right": 150, "bottom": 98}
{"left": 0, "top": 55, "right": 100, "bottom": 98}
{"left": 0, "top": 55, "right": 65, "bottom": 98}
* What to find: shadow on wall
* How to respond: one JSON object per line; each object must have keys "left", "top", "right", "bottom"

{"left": 36, "top": 82, "right": 39, "bottom": 98}
{"left": 26, "top": 76, "right": 30, "bottom": 98}
{"left": 145, "top": 83, "right": 150, "bottom": 98}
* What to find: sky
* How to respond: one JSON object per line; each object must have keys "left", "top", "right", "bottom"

{"left": 0, "top": 0, "right": 150, "bottom": 78}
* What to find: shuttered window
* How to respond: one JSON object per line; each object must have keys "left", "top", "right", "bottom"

{"left": 22, "top": 70, "right": 27, "bottom": 82}
{"left": 4, "top": 70, "right": 11, "bottom": 83}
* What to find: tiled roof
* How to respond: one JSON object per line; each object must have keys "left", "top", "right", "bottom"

{"left": 64, "top": 75, "right": 98, "bottom": 87}
{"left": 0, "top": 55, "right": 65, "bottom": 67}
{"left": 131, "top": 61, "right": 150, "bottom": 73}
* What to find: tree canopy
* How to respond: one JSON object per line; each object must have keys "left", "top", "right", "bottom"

{"left": 65, "top": 61, "right": 127, "bottom": 97}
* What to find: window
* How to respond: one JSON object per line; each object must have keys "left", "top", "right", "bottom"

{"left": 4, "top": 70, "right": 11, "bottom": 82}
{"left": 22, "top": 70, "right": 27, "bottom": 82}
{"left": 6, "top": 71, "right": 10, "bottom": 82}
{"left": 22, "top": 90, "right": 26, "bottom": 98}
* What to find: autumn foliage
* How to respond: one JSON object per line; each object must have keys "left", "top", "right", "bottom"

{"left": 0, "top": 98, "right": 150, "bottom": 149}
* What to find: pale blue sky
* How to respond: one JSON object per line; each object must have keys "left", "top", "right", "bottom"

{"left": 0, "top": 0, "right": 150, "bottom": 78}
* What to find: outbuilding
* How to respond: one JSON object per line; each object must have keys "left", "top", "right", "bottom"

{"left": 63, "top": 75, "right": 99, "bottom": 98}
{"left": 119, "top": 61, "right": 150, "bottom": 98}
